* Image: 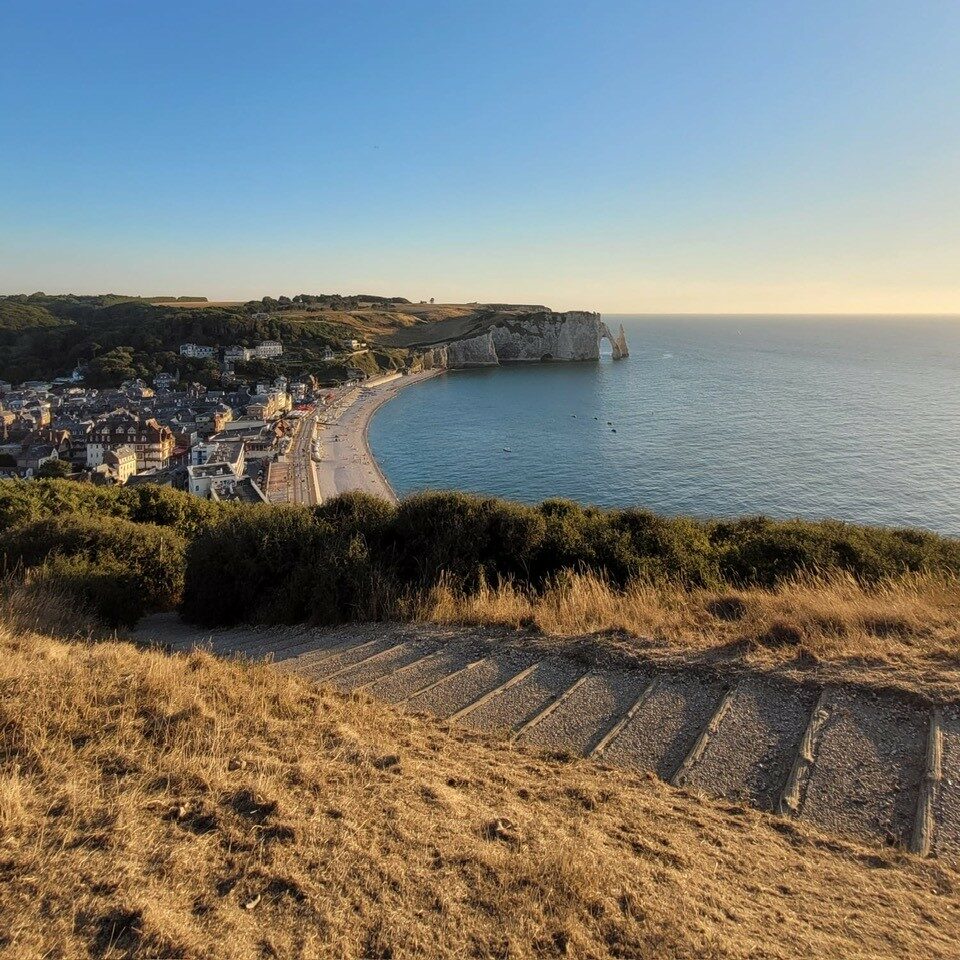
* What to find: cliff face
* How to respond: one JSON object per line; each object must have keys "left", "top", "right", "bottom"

{"left": 414, "top": 312, "right": 628, "bottom": 369}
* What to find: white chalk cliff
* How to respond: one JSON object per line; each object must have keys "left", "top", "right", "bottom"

{"left": 417, "top": 312, "right": 628, "bottom": 369}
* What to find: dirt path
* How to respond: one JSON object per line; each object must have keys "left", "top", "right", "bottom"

{"left": 133, "top": 615, "right": 958, "bottom": 861}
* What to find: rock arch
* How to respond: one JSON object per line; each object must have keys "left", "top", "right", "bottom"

{"left": 599, "top": 321, "right": 629, "bottom": 360}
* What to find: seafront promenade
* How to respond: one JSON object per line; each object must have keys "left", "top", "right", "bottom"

{"left": 314, "top": 369, "right": 441, "bottom": 503}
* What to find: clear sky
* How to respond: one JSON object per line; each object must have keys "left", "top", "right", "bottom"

{"left": 2, "top": 1, "right": 959, "bottom": 312}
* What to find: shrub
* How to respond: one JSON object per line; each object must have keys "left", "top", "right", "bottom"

{"left": 0, "top": 514, "right": 186, "bottom": 625}
{"left": 713, "top": 517, "right": 960, "bottom": 586}
{"left": 390, "top": 492, "right": 546, "bottom": 589}
{"left": 173, "top": 493, "right": 960, "bottom": 628}
{"left": 0, "top": 479, "right": 234, "bottom": 539}
{"left": 601, "top": 509, "right": 718, "bottom": 588}
{"left": 28, "top": 556, "right": 154, "bottom": 628}
{"left": 0, "top": 479, "right": 126, "bottom": 530}
{"left": 125, "top": 483, "right": 234, "bottom": 538}
{"left": 181, "top": 507, "right": 327, "bottom": 626}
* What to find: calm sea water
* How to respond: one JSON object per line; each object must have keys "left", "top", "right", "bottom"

{"left": 368, "top": 316, "right": 960, "bottom": 535}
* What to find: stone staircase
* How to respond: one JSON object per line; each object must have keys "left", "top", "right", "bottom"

{"left": 133, "top": 615, "right": 959, "bottom": 862}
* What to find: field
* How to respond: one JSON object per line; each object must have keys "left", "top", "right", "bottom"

{"left": 1, "top": 589, "right": 957, "bottom": 959}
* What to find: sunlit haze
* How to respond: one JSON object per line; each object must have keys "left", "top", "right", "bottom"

{"left": 2, "top": 1, "right": 959, "bottom": 312}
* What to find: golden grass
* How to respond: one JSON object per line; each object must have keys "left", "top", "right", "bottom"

{"left": 418, "top": 572, "right": 960, "bottom": 701}
{"left": 1, "top": 605, "right": 958, "bottom": 958}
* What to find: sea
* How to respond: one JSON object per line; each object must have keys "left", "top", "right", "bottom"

{"left": 368, "top": 316, "right": 960, "bottom": 535}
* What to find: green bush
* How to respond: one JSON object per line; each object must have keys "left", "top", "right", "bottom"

{"left": 181, "top": 495, "right": 398, "bottom": 627}
{"left": 712, "top": 517, "right": 960, "bottom": 587}
{"left": 181, "top": 493, "right": 960, "bottom": 627}
{"left": 29, "top": 555, "right": 157, "bottom": 629}
{"left": 390, "top": 492, "right": 546, "bottom": 589}
{"left": 0, "top": 514, "right": 186, "bottom": 626}
{"left": 0, "top": 479, "right": 234, "bottom": 538}
{"left": 181, "top": 507, "right": 326, "bottom": 626}
{"left": 606, "top": 509, "right": 719, "bottom": 587}
{"left": 11, "top": 482, "right": 956, "bottom": 630}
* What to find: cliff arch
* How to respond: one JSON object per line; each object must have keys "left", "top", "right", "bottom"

{"left": 599, "top": 321, "right": 630, "bottom": 360}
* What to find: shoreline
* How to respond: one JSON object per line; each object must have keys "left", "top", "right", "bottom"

{"left": 314, "top": 369, "right": 442, "bottom": 504}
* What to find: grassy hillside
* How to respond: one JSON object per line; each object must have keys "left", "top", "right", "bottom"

{"left": 1, "top": 600, "right": 956, "bottom": 959}
{"left": 0, "top": 293, "right": 537, "bottom": 386}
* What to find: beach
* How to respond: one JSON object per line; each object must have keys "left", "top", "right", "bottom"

{"left": 314, "top": 369, "right": 442, "bottom": 504}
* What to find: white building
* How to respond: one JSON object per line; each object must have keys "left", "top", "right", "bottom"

{"left": 187, "top": 440, "right": 246, "bottom": 497}
{"left": 187, "top": 461, "right": 238, "bottom": 497}
{"left": 255, "top": 340, "right": 283, "bottom": 359}
{"left": 224, "top": 345, "right": 255, "bottom": 363}
{"left": 179, "top": 343, "right": 216, "bottom": 359}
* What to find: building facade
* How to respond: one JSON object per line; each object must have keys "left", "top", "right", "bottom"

{"left": 180, "top": 343, "right": 216, "bottom": 359}
{"left": 255, "top": 340, "right": 283, "bottom": 359}
{"left": 87, "top": 416, "right": 175, "bottom": 472}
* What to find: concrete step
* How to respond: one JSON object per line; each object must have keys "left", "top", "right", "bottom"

{"left": 326, "top": 641, "right": 439, "bottom": 692}
{"left": 514, "top": 667, "right": 650, "bottom": 757}
{"left": 273, "top": 624, "right": 389, "bottom": 665}
{"left": 406, "top": 649, "right": 541, "bottom": 719}
{"left": 291, "top": 635, "right": 403, "bottom": 681}
{"left": 132, "top": 613, "right": 200, "bottom": 651}
{"left": 460, "top": 657, "right": 586, "bottom": 736}
{"left": 797, "top": 690, "right": 926, "bottom": 846}
{"left": 933, "top": 706, "right": 960, "bottom": 860}
{"left": 131, "top": 615, "right": 956, "bottom": 860}
{"left": 214, "top": 625, "right": 309, "bottom": 658}
{"left": 599, "top": 673, "right": 726, "bottom": 781}
{"left": 216, "top": 625, "right": 297, "bottom": 658}
{"left": 366, "top": 645, "right": 485, "bottom": 703}
{"left": 673, "top": 679, "right": 817, "bottom": 810}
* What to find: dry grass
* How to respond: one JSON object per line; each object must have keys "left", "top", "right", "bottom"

{"left": 0, "top": 573, "right": 107, "bottom": 642}
{"left": 418, "top": 572, "right": 960, "bottom": 701}
{"left": 1, "top": 605, "right": 959, "bottom": 958}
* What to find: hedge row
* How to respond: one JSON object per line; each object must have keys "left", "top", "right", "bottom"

{"left": 180, "top": 491, "right": 960, "bottom": 627}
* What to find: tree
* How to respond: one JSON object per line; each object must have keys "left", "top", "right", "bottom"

{"left": 38, "top": 459, "right": 71, "bottom": 478}
{"left": 85, "top": 347, "right": 138, "bottom": 387}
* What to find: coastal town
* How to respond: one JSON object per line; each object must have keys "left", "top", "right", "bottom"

{"left": 0, "top": 335, "right": 399, "bottom": 506}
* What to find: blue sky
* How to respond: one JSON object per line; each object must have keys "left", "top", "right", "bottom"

{"left": 2, "top": 1, "right": 959, "bottom": 311}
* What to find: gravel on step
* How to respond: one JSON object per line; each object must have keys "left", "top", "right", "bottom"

{"left": 406, "top": 649, "right": 540, "bottom": 719}
{"left": 133, "top": 615, "right": 227, "bottom": 653}
{"left": 515, "top": 668, "right": 650, "bottom": 756}
{"left": 601, "top": 673, "right": 726, "bottom": 780}
{"left": 217, "top": 625, "right": 297, "bottom": 658}
{"left": 237, "top": 627, "right": 334, "bottom": 661}
{"left": 677, "top": 679, "right": 817, "bottom": 810}
{"left": 289, "top": 634, "right": 403, "bottom": 681}
{"left": 366, "top": 645, "right": 485, "bottom": 703}
{"left": 131, "top": 612, "right": 194, "bottom": 649}
{"left": 461, "top": 657, "right": 586, "bottom": 736}
{"left": 933, "top": 706, "right": 960, "bottom": 859}
{"left": 799, "top": 689, "right": 925, "bottom": 845}
{"left": 326, "top": 641, "right": 439, "bottom": 691}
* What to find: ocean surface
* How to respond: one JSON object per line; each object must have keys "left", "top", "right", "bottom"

{"left": 368, "top": 316, "right": 960, "bottom": 535}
